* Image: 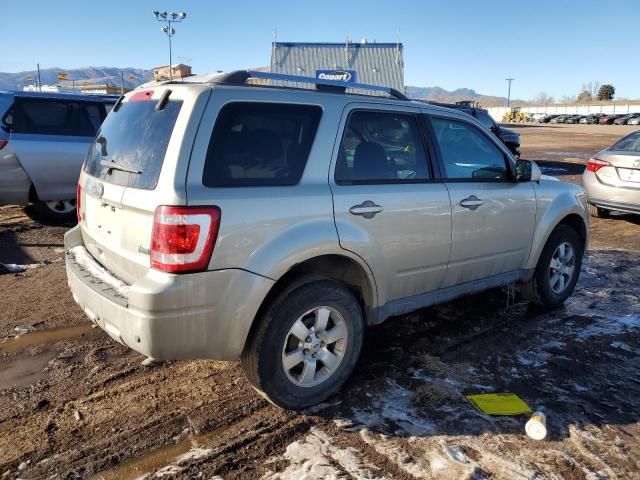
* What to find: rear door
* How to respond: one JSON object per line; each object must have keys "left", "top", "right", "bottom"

{"left": 427, "top": 114, "right": 536, "bottom": 287}
{"left": 331, "top": 104, "right": 452, "bottom": 307}
{"left": 10, "top": 97, "right": 104, "bottom": 201}
{"left": 79, "top": 85, "right": 211, "bottom": 284}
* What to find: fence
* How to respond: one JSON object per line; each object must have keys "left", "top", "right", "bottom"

{"left": 487, "top": 104, "right": 640, "bottom": 121}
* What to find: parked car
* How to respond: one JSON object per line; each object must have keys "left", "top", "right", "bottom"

{"left": 65, "top": 71, "right": 588, "bottom": 409}
{"left": 565, "top": 115, "right": 583, "bottom": 124}
{"left": 580, "top": 114, "right": 601, "bottom": 124}
{"left": 0, "top": 91, "right": 116, "bottom": 222}
{"left": 628, "top": 115, "right": 640, "bottom": 125}
{"left": 599, "top": 114, "right": 625, "bottom": 125}
{"left": 531, "top": 113, "right": 547, "bottom": 122}
{"left": 420, "top": 101, "right": 521, "bottom": 158}
{"left": 583, "top": 130, "right": 640, "bottom": 217}
{"left": 539, "top": 114, "right": 559, "bottom": 123}
{"left": 613, "top": 113, "right": 638, "bottom": 125}
{"left": 550, "top": 115, "right": 570, "bottom": 124}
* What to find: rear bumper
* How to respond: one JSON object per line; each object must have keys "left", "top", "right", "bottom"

{"left": 583, "top": 171, "right": 640, "bottom": 213}
{"left": 64, "top": 225, "right": 274, "bottom": 361}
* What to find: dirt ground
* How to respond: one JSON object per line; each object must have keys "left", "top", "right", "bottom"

{"left": 1, "top": 123, "right": 639, "bottom": 479}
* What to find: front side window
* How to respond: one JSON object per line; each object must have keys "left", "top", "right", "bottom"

{"left": 335, "top": 110, "right": 430, "bottom": 184}
{"left": 202, "top": 102, "right": 322, "bottom": 187}
{"left": 430, "top": 117, "right": 509, "bottom": 181}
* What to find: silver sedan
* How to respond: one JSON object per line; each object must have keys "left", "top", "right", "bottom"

{"left": 583, "top": 130, "right": 640, "bottom": 217}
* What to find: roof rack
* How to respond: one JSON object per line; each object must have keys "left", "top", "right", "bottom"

{"left": 208, "top": 70, "right": 409, "bottom": 101}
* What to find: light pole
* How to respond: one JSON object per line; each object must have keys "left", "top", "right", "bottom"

{"left": 505, "top": 78, "right": 515, "bottom": 107}
{"left": 152, "top": 11, "right": 187, "bottom": 81}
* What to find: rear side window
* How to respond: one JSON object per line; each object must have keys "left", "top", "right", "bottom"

{"left": 202, "top": 102, "right": 322, "bottom": 187}
{"left": 12, "top": 98, "right": 106, "bottom": 137}
{"left": 430, "top": 117, "right": 508, "bottom": 181}
{"left": 84, "top": 99, "right": 182, "bottom": 190}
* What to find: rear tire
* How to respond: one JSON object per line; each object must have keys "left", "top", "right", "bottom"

{"left": 241, "top": 279, "right": 364, "bottom": 410}
{"left": 521, "top": 225, "right": 584, "bottom": 307}
{"left": 588, "top": 203, "right": 609, "bottom": 218}
{"left": 33, "top": 198, "right": 76, "bottom": 224}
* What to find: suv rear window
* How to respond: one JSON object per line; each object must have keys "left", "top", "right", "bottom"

{"left": 202, "top": 102, "right": 322, "bottom": 187}
{"left": 84, "top": 99, "right": 182, "bottom": 190}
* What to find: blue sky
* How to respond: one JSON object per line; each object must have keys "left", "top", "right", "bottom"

{"left": 5, "top": 0, "right": 640, "bottom": 99}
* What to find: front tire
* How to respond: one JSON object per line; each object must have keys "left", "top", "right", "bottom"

{"left": 521, "top": 225, "right": 584, "bottom": 307}
{"left": 241, "top": 279, "right": 364, "bottom": 410}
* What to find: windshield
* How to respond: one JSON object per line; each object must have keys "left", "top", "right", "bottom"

{"left": 610, "top": 131, "right": 640, "bottom": 153}
{"left": 83, "top": 99, "right": 182, "bottom": 190}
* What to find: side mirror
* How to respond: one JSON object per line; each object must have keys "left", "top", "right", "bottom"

{"left": 516, "top": 159, "right": 541, "bottom": 182}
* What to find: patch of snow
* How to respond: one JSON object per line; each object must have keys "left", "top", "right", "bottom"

{"left": 352, "top": 379, "right": 435, "bottom": 436}
{"left": 69, "top": 246, "right": 130, "bottom": 296}
{"left": 516, "top": 350, "right": 551, "bottom": 367}
{"left": 610, "top": 341, "right": 634, "bottom": 352}
{"left": 264, "top": 428, "right": 386, "bottom": 480}
{"left": 441, "top": 443, "right": 470, "bottom": 464}
{"left": 1, "top": 263, "right": 40, "bottom": 273}
{"left": 359, "top": 429, "right": 430, "bottom": 478}
{"left": 573, "top": 384, "right": 589, "bottom": 392}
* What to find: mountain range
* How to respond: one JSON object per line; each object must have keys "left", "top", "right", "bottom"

{"left": 0, "top": 67, "right": 153, "bottom": 91}
{"left": 0, "top": 67, "right": 511, "bottom": 106}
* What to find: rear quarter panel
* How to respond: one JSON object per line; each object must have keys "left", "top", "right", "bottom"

{"left": 184, "top": 87, "right": 378, "bottom": 302}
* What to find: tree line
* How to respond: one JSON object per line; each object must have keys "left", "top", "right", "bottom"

{"left": 531, "top": 82, "right": 616, "bottom": 105}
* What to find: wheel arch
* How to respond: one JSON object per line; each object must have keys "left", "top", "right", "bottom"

{"left": 243, "top": 253, "right": 378, "bottom": 353}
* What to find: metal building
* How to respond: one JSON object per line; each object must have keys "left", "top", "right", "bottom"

{"left": 270, "top": 41, "right": 404, "bottom": 93}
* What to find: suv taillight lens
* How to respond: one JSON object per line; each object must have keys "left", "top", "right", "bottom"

{"left": 150, "top": 206, "right": 220, "bottom": 273}
{"left": 0, "top": 140, "right": 7, "bottom": 151}
{"left": 586, "top": 158, "right": 612, "bottom": 173}
{"left": 76, "top": 183, "right": 82, "bottom": 223}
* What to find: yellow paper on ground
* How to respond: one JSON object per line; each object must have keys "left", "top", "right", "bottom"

{"left": 465, "top": 393, "right": 532, "bottom": 415}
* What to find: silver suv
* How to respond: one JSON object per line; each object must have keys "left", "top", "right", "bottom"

{"left": 65, "top": 71, "right": 589, "bottom": 409}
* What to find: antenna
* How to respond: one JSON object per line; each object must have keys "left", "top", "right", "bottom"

{"left": 272, "top": 28, "right": 277, "bottom": 66}
{"left": 396, "top": 27, "right": 401, "bottom": 65}
{"left": 345, "top": 33, "right": 350, "bottom": 66}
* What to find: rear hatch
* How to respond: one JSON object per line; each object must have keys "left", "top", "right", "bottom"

{"left": 595, "top": 132, "right": 640, "bottom": 189}
{"left": 78, "top": 84, "right": 211, "bottom": 285}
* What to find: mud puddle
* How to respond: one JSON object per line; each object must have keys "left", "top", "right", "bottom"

{"left": 94, "top": 423, "right": 234, "bottom": 480}
{"left": 0, "top": 323, "right": 96, "bottom": 354}
{"left": 0, "top": 350, "right": 58, "bottom": 389}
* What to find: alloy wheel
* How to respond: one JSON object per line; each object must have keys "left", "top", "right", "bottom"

{"left": 281, "top": 306, "right": 348, "bottom": 387}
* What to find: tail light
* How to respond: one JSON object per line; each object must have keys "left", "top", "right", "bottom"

{"left": 76, "top": 183, "right": 82, "bottom": 223}
{"left": 586, "top": 158, "right": 612, "bottom": 173}
{"left": 0, "top": 140, "right": 7, "bottom": 151}
{"left": 150, "top": 206, "right": 220, "bottom": 273}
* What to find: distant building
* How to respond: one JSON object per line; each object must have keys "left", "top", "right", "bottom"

{"left": 153, "top": 64, "right": 192, "bottom": 81}
{"left": 270, "top": 41, "right": 404, "bottom": 92}
{"left": 79, "top": 84, "right": 124, "bottom": 95}
{"left": 22, "top": 84, "right": 125, "bottom": 95}
{"left": 23, "top": 84, "right": 75, "bottom": 93}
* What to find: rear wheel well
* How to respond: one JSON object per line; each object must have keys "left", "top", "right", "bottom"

{"left": 244, "top": 255, "right": 375, "bottom": 352}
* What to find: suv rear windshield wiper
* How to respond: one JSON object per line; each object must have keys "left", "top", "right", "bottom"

{"left": 100, "top": 159, "right": 142, "bottom": 174}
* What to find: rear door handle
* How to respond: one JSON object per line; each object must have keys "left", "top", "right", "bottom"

{"left": 350, "top": 201, "right": 383, "bottom": 219}
{"left": 460, "top": 195, "right": 483, "bottom": 210}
